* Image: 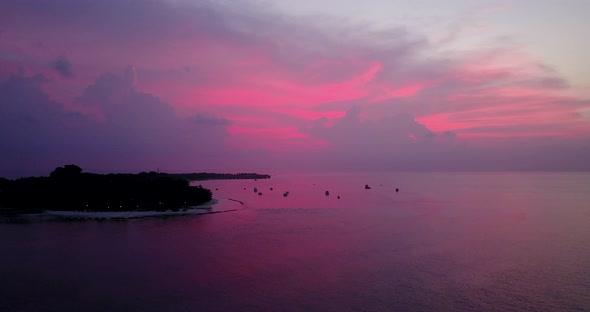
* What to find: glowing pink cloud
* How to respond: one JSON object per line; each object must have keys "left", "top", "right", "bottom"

{"left": 1, "top": 0, "right": 589, "bottom": 175}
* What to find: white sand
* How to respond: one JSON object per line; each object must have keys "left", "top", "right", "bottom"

{"left": 43, "top": 198, "right": 241, "bottom": 219}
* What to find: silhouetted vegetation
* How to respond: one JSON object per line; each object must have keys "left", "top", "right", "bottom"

{"left": 0, "top": 165, "right": 212, "bottom": 212}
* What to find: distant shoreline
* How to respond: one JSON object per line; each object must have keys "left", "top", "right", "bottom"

{"left": 164, "top": 172, "right": 271, "bottom": 181}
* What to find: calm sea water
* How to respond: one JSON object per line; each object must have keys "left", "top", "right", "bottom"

{"left": 1, "top": 172, "right": 590, "bottom": 311}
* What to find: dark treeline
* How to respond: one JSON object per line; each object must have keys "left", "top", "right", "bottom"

{"left": 0, "top": 165, "right": 212, "bottom": 212}
{"left": 163, "top": 172, "right": 271, "bottom": 181}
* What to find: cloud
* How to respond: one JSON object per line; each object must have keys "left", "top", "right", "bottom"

{"left": 295, "top": 105, "right": 590, "bottom": 171}
{"left": 53, "top": 56, "right": 72, "bottom": 77}
{"left": 306, "top": 106, "right": 433, "bottom": 146}
{"left": 1, "top": 0, "right": 590, "bottom": 174}
{"left": 0, "top": 69, "right": 237, "bottom": 177}
{"left": 190, "top": 113, "right": 232, "bottom": 126}
{"left": 298, "top": 106, "right": 449, "bottom": 169}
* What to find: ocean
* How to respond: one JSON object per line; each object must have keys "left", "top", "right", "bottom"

{"left": 1, "top": 172, "right": 589, "bottom": 311}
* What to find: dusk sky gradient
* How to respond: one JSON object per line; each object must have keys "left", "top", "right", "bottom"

{"left": 1, "top": 0, "right": 589, "bottom": 177}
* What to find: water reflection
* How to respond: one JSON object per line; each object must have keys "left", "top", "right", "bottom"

{"left": 1, "top": 172, "right": 590, "bottom": 311}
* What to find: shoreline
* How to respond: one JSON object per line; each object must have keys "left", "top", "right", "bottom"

{"left": 41, "top": 198, "right": 243, "bottom": 220}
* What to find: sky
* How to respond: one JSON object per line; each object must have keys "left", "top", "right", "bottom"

{"left": 1, "top": 0, "right": 589, "bottom": 177}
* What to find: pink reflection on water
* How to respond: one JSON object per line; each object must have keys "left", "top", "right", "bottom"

{"left": 3, "top": 173, "right": 590, "bottom": 311}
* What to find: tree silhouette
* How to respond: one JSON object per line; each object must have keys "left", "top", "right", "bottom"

{"left": 0, "top": 165, "right": 213, "bottom": 212}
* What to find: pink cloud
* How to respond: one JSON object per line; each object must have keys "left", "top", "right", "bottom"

{"left": 1, "top": 0, "right": 590, "bottom": 175}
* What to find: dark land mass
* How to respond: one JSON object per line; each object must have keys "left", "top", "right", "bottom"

{"left": 0, "top": 165, "right": 215, "bottom": 213}
{"left": 163, "top": 172, "right": 271, "bottom": 181}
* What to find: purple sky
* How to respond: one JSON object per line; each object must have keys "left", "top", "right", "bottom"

{"left": 1, "top": 0, "right": 589, "bottom": 177}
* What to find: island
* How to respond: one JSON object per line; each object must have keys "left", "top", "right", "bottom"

{"left": 0, "top": 165, "right": 270, "bottom": 215}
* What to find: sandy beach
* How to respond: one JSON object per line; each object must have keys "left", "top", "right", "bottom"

{"left": 43, "top": 198, "right": 242, "bottom": 220}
